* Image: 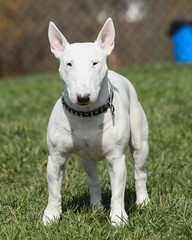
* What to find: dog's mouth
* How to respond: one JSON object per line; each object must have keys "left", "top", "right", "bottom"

{"left": 77, "top": 102, "right": 91, "bottom": 106}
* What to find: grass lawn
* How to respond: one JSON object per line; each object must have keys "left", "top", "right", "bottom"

{"left": 0, "top": 64, "right": 192, "bottom": 240}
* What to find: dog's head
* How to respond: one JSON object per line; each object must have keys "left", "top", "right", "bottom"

{"left": 48, "top": 18, "right": 115, "bottom": 106}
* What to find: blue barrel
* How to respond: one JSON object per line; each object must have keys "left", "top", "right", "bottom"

{"left": 171, "top": 24, "right": 192, "bottom": 63}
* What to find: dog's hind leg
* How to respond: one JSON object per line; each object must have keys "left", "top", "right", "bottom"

{"left": 43, "top": 154, "right": 68, "bottom": 225}
{"left": 80, "top": 158, "right": 103, "bottom": 209}
{"left": 129, "top": 102, "right": 150, "bottom": 205}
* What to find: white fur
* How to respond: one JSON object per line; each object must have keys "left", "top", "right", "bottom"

{"left": 43, "top": 18, "right": 149, "bottom": 226}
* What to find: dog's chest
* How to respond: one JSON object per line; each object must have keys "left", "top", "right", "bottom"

{"left": 70, "top": 125, "right": 105, "bottom": 161}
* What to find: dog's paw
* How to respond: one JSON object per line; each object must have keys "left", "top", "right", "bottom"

{"left": 91, "top": 201, "right": 104, "bottom": 211}
{"left": 110, "top": 210, "right": 128, "bottom": 227}
{"left": 136, "top": 196, "right": 150, "bottom": 206}
{"left": 43, "top": 207, "right": 61, "bottom": 226}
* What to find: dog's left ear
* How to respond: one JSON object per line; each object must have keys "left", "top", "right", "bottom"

{"left": 96, "top": 18, "right": 115, "bottom": 55}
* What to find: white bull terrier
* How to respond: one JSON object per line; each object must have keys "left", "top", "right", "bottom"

{"left": 43, "top": 18, "right": 149, "bottom": 226}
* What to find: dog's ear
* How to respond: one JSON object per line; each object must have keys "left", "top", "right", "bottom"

{"left": 48, "top": 22, "right": 68, "bottom": 58}
{"left": 96, "top": 18, "right": 115, "bottom": 55}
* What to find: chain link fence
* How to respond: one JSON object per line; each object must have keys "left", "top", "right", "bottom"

{"left": 1, "top": 0, "right": 192, "bottom": 77}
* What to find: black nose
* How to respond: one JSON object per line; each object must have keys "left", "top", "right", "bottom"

{"left": 77, "top": 93, "right": 90, "bottom": 104}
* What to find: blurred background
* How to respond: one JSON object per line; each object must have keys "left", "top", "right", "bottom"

{"left": 1, "top": 0, "right": 192, "bottom": 77}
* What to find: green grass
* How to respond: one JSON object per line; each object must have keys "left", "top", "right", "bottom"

{"left": 0, "top": 64, "right": 192, "bottom": 240}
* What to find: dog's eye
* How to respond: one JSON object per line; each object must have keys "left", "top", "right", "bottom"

{"left": 67, "top": 63, "right": 72, "bottom": 67}
{"left": 93, "top": 62, "right": 99, "bottom": 66}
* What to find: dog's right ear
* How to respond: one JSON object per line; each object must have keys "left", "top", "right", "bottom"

{"left": 48, "top": 22, "right": 68, "bottom": 58}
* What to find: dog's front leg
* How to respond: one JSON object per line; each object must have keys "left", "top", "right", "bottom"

{"left": 43, "top": 154, "right": 67, "bottom": 225}
{"left": 107, "top": 154, "right": 128, "bottom": 226}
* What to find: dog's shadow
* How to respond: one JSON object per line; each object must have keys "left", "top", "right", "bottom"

{"left": 62, "top": 186, "right": 137, "bottom": 217}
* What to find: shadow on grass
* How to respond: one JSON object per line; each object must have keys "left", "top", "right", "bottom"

{"left": 62, "top": 186, "right": 137, "bottom": 215}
